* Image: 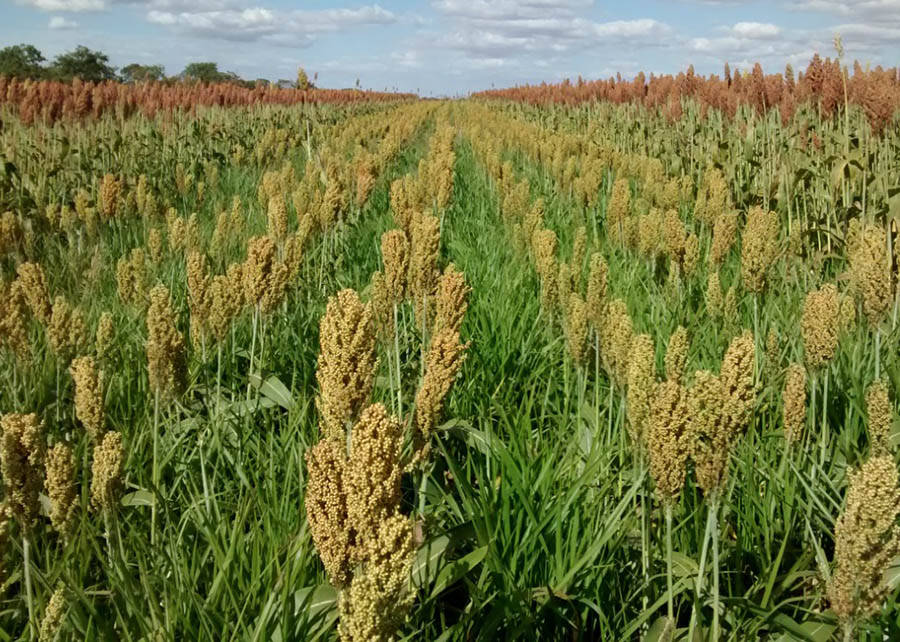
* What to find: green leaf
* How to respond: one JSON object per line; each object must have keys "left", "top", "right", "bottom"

{"left": 412, "top": 535, "right": 450, "bottom": 588}
{"left": 121, "top": 490, "right": 154, "bottom": 507}
{"left": 643, "top": 616, "right": 674, "bottom": 642}
{"left": 430, "top": 545, "right": 487, "bottom": 598}
{"left": 257, "top": 375, "right": 294, "bottom": 410}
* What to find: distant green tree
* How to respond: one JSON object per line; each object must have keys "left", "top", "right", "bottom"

{"left": 296, "top": 66, "right": 310, "bottom": 90}
{"left": 52, "top": 45, "right": 116, "bottom": 82}
{"left": 0, "top": 44, "right": 45, "bottom": 79}
{"left": 121, "top": 63, "right": 165, "bottom": 83}
{"left": 182, "top": 62, "right": 223, "bottom": 83}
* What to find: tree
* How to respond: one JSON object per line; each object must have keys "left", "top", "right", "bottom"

{"left": 52, "top": 45, "right": 116, "bottom": 82}
{"left": 121, "top": 63, "right": 165, "bottom": 84}
{"left": 0, "top": 44, "right": 45, "bottom": 79}
{"left": 296, "top": 66, "right": 310, "bottom": 90}
{"left": 182, "top": 62, "right": 223, "bottom": 83}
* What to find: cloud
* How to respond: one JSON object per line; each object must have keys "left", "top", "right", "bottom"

{"left": 729, "top": 22, "right": 781, "bottom": 39}
{"left": 146, "top": 4, "right": 397, "bottom": 42}
{"left": 48, "top": 14, "right": 79, "bottom": 27}
{"left": 16, "top": 0, "right": 103, "bottom": 11}
{"left": 792, "top": 0, "right": 900, "bottom": 23}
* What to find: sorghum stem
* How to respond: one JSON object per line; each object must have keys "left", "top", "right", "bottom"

{"left": 666, "top": 503, "right": 674, "bottom": 625}
{"left": 23, "top": 533, "right": 34, "bottom": 635}
{"left": 151, "top": 388, "right": 160, "bottom": 546}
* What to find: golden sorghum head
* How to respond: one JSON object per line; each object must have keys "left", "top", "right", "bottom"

{"left": 586, "top": 252, "right": 608, "bottom": 329}
{"left": 706, "top": 271, "right": 723, "bottom": 319}
{"left": 370, "top": 271, "right": 394, "bottom": 341}
{"left": 849, "top": 224, "right": 891, "bottom": 327}
{"left": 45, "top": 443, "right": 78, "bottom": 538}
{"left": 637, "top": 209, "right": 664, "bottom": 261}
{"left": 740, "top": 207, "right": 780, "bottom": 293}
{"left": 408, "top": 212, "right": 441, "bottom": 302}
{"left": 283, "top": 234, "right": 305, "bottom": 281}
{"left": 0, "top": 210, "right": 23, "bottom": 256}
{"left": 267, "top": 196, "right": 288, "bottom": 242}
{"left": 316, "top": 289, "right": 377, "bottom": 443}
{"left": 210, "top": 211, "right": 231, "bottom": 260}
{"left": 433, "top": 263, "right": 470, "bottom": 339}
{"left": 39, "top": 585, "right": 67, "bottom": 642}
{"left": 95, "top": 311, "right": 115, "bottom": 361}
{"left": 355, "top": 150, "right": 377, "bottom": 207}
{"left": 187, "top": 250, "right": 210, "bottom": 318}
{"left": 720, "top": 330, "right": 757, "bottom": 433}
{"left": 116, "top": 248, "right": 151, "bottom": 308}
{"left": 563, "top": 292, "right": 589, "bottom": 367}
{"left": 626, "top": 333, "right": 656, "bottom": 453}
{"left": 146, "top": 285, "right": 186, "bottom": 402}
{"left": 683, "top": 233, "right": 700, "bottom": 277}
{"left": 16, "top": 261, "right": 52, "bottom": 324}
{"left": 688, "top": 370, "right": 728, "bottom": 497}
{"left": 260, "top": 263, "right": 290, "bottom": 315}
{"left": 648, "top": 380, "right": 690, "bottom": 504}
{"left": 801, "top": 283, "right": 840, "bottom": 369}
{"left": 723, "top": 285, "right": 739, "bottom": 325}
{"left": 663, "top": 209, "right": 686, "bottom": 269}
{"left": 47, "top": 297, "right": 88, "bottom": 364}
{"left": 226, "top": 262, "right": 246, "bottom": 310}
{"left": 90, "top": 431, "right": 124, "bottom": 514}
{"left": 782, "top": 363, "right": 807, "bottom": 445}
{"left": 0, "top": 279, "right": 30, "bottom": 362}
{"left": 381, "top": 229, "right": 410, "bottom": 303}
{"left": 70, "top": 356, "right": 105, "bottom": 443}
{"left": 346, "top": 403, "right": 404, "bottom": 554}
{"left": 207, "top": 274, "right": 242, "bottom": 344}
{"left": 413, "top": 328, "right": 469, "bottom": 464}
{"left": 147, "top": 227, "right": 164, "bottom": 264}
{"left": 0, "top": 412, "right": 45, "bottom": 528}
{"left": 305, "top": 438, "right": 352, "bottom": 587}
{"left": 664, "top": 326, "right": 689, "bottom": 384}
{"left": 827, "top": 455, "right": 900, "bottom": 630}
{"left": 571, "top": 225, "right": 587, "bottom": 274}
{"left": 242, "top": 236, "right": 278, "bottom": 307}
{"left": 607, "top": 177, "right": 631, "bottom": 247}
{"left": 533, "top": 229, "right": 559, "bottom": 315}
{"left": 865, "top": 380, "right": 893, "bottom": 454}
{"left": 98, "top": 173, "right": 120, "bottom": 221}
{"left": 709, "top": 210, "right": 738, "bottom": 267}
{"left": 338, "top": 513, "right": 415, "bottom": 642}
{"left": 601, "top": 299, "right": 634, "bottom": 387}
{"left": 765, "top": 328, "right": 779, "bottom": 370}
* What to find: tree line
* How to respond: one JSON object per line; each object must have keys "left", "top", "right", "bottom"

{"left": 0, "top": 43, "right": 312, "bottom": 89}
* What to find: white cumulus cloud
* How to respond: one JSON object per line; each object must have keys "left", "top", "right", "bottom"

{"left": 49, "top": 14, "right": 79, "bottom": 27}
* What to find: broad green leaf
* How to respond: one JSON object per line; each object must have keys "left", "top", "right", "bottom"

{"left": 430, "top": 545, "right": 487, "bottom": 598}
{"left": 121, "top": 490, "right": 154, "bottom": 507}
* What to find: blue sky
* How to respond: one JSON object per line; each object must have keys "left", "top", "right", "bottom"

{"left": 4, "top": 0, "right": 900, "bottom": 96}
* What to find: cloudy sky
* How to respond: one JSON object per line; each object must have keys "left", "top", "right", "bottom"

{"left": 4, "top": 0, "right": 900, "bottom": 95}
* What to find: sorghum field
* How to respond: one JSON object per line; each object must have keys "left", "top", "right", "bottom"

{"left": 1, "top": 57, "right": 900, "bottom": 641}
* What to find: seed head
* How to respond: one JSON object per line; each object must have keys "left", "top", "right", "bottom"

{"left": 116, "top": 248, "right": 151, "bottom": 308}
{"left": 663, "top": 209, "right": 686, "bottom": 269}
{"left": 865, "top": 380, "right": 893, "bottom": 454}
{"left": 305, "top": 438, "right": 352, "bottom": 586}
{"left": 740, "top": 206, "right": 780, "bottom": 293}
{"left": 47, "top": 297, "right": 88, "bottom": 365}
{"left": 146, "top": 285, "right": 186, "bottom": 402}
{"left": 0, "top": 279, "right": 30, "bottom": 362}
{"left": 147, "top": 228, "right": 164, "bottom": 264}
{"left": 802, "top": 284, "right": 840, "bottom": 369}
{"left": 95, "top": 311, "right": 115, "bottom": 361}
{"left": 782, "top": 363, "right": 807, "bottom": 444}
{"left": 586, "top": 252, "right": 608, "bottom": 329}
{"left": 709, "top": 210, "right": 738, "bottom": 267}
{"left": 724, "top": 285, "right": 739, "bottom": 325}
{"left": 626, "top": 333, "right": 656, "bottom": 452}
{"left": 90, "top": 431, "right": 124, "bottom": 514}
{"left": 664, "top": 326, "right": 689, "bottom": 384}
{"left": 16, "top": 262, "right": 52, "bottom": 324}
{"left": 563, "top": 293, "right": 589, "bottom": 367}
{"left": 206, "top": 275, "right": 241, "bottom": 344}
{"left": 683, "top": 233, "right": 700, "bottom": 277}
{"left": 346, "top": 404, "right": 404, "bottom": 555}
{"left": 408, "top": 212, "right": 441, "bottom": 303}
{"left": 0, "top": 210, "right": 23, "bottom": 256}
{"left": 413, "top": 328, "right": 469, "bottom": 464}
{"left": 707, "top": 272, "right": 723, "bottom": 319}
{"left": 571, "top": 225, "right": 587, "bottom": 274}
{"left": 432, "top": 263, "right": 470, "bottom": 338}
{"left": 533, "top": 229, "right": 559, "bottom": 315}
{"left": 827, "top": 455, "right": 900, "bottom": 629}
{"left": 45, "top": 443, "right": 78, "bottom": 538}
{"left": 765, "top": 328, "right": 779, "bottom": 370}
{"left": 381, "top": 229, "right": 410, "bottom": 303}
{"left": 243, "top": 236, "right": 278, "bottom": 307}
{"left": 602, "top": 299, "right": 634, "bottom": 388}
{"left": 70, "top": 356, "right": 105, "bottom": 443}
{"left": 849, "top": 224, "right": 891, "bottom": 327}
{"left": 39, "top": 585, "right": 67, "bottom": 642}
{"left": 98, "top": 173, "right": 120, "bottom": 221}
{"left": 316, "top": 289, "right": 377, "bottom": 443}
{"left": 0, "top": 412, "right": 45, "bottom": 528}
{"left": 267, "top": 196, "right": 288, "bottom": 242}
{"left": 607, "top": 177, "right": 630, "bottom": 247}
{"left": 648, "top": 380, "right": 690, "bottom": 504}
